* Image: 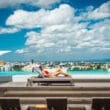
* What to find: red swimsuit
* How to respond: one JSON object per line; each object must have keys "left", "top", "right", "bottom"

{"left": 43, "top": 70, "right": 50, "bottom": 76}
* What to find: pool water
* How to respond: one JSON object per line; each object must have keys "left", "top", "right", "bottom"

{"left": 0, "top": 69, "right": 110, "bottom": 76}
{"left": 0, "top": 71, "right": 37, "bottom": 76}
{"left": 68, "top": 69, "right": 110, "bottom": 75}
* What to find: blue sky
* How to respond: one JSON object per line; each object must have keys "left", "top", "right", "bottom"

{"left": 0, "top": 0, "right": 110, "bottom": 61}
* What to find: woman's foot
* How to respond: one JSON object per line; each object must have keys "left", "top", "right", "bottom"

{"left": 65, "top": 74, "right": 71, "bottom": 77}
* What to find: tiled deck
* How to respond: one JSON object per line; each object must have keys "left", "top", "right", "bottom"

{"left": 0, "top": 81, "right": 110, "bottom": 87}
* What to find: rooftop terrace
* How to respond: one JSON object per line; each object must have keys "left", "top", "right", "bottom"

{"left": 0, "top": 78, "right": 110, "bottom": 110}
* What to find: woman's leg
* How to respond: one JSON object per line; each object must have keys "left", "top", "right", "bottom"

{"left": 52, "top": 69, "right": 71, "bottom": 77}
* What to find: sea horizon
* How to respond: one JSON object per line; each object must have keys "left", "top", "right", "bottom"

{"left": 1, "top": 58, "right": 110, "bottom": 63}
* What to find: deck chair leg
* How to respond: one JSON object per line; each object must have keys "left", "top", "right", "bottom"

{"left": 70, "top": 80, "right": 74, "bottom": 86}
{"left": 38, "top": 82, "right": 41, "bottom": 86}
{"left": 26, "top": 79, "right": 33, "bottom": 86}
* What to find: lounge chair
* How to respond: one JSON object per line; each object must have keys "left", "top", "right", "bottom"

{"left": 26, "top": 66, "right": 73, "bottom": 86}
{"left": 46, "top": 98, "right": 67, "bottom": 110}
{"left": 0, "top": 98, "right": 21, "bottom": 110}
{"left": 91, "top": 98, "right": 110, "bottom": 110}
{"left": 26, "top": 77, "right": 73, "bottom": 86}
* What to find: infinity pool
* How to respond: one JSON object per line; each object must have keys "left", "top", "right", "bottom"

{"left": 0, "top": 71, "right": 37, "bottom": 76}
{"left": 0, "top": 69, "right": 109, "bottom": 76}
{"left": 0, "top": 70, "right": 110, "bottom": 82}
{"left": 68, "top": 69, "right": 110, "bottom": 75}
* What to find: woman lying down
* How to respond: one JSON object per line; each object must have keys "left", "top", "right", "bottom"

{"left": 37, "top": 65, "right": 71, "bottom": 78}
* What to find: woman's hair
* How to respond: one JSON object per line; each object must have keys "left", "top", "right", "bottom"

{"left": 39, "top": 65, "right": 43, "bottom": 71}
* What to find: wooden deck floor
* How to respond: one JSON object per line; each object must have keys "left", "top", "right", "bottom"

{"left": 0, "top": 79, "right": 110, "bottom": 110}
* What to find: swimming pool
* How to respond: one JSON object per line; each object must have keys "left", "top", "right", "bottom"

{"left": 0, "top": 70, "right": 110, "bottom": 82}
{"left": 68, "top": 69, "right": 110, "bottom": 75}
{"left": 0, "top": 71, "right": 37, "bottom": 76}
{"left": 0, "top": 69, "right": 109, "bottom": 76}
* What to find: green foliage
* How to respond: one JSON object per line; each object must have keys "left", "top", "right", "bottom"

{"left": 12, "top": 65, "right": 23, "bottom": 71}
{"left": 96, "top": 64, "right": 101, "bottom": 69}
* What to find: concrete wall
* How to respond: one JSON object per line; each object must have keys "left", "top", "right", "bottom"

{"left": 12, "top": 75, "right": 36, "bottom": 82}
{"left": 0, "top": 76, "right": 12, "bottom": 83}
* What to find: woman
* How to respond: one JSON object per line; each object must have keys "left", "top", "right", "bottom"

{"left": 39, "top": 65, "right": 71, "bottom": 77}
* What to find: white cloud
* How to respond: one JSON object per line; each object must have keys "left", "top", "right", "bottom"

{"left": 2, "top": 2, "right": 108, "bottom": 59}
{"left": 0, "top": 0, "right": 60, "bottom": 8}
{"left": 88, "top": 1, "right": 110, "bottom": 19}
{"left": 6, "top": 1, "right": 110, "bottom": 31}
{"left": 32, "top": 0, "right": 60, "bottom": 8}
{"left": 18, "top": 16, "right": 110, "bottom": 59}
{"left": 6, "top": 4, "right": 74, "bottom": 29}
{"left": 25, "top": 31, "right": 41, "bottom": 45}
{"left": 16, "top": 49, "right": 27, "bottom": 54}
{"left": 0, "top": 27, "right": 19, "bottom": 34}
{"left": 0, "top": 50, "right": 11, "bottom": 56}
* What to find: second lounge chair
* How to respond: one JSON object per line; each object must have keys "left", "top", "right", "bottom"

{"left": 46, "top": 97, "right": 67, "bottom": 110}
{"left": 0, "top": 98, "right": 21, "bottom": 110}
